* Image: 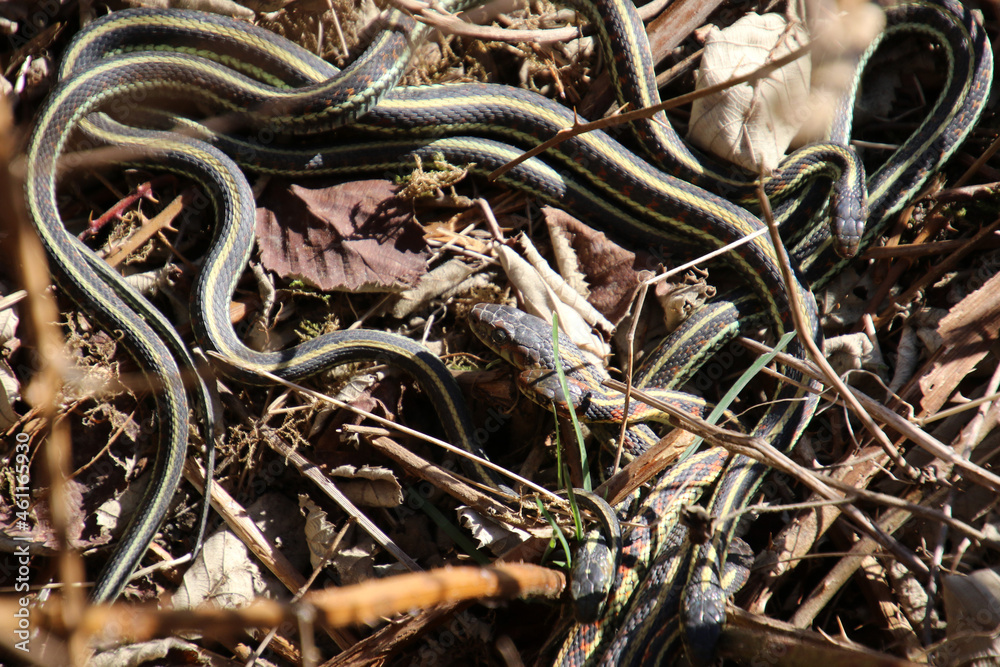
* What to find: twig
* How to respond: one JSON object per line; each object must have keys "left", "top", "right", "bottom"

{"left": 393, "top": 0, "right": 672, "bottom": 45}
{"left": 206, "top": 352, "right": 559, "bottom": 501}
{"left": 602, "top": 378, "right": 929, "bottom": 576}
{"left": 738, "top": 338, "right": 1000, "bottom": 492}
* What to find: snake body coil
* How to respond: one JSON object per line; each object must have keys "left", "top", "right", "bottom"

{"left": 22, "top": 0, "right": 992, "bottom": 664}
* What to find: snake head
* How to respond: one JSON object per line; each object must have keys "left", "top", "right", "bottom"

{"left": 469, "top": 303, "right": 540, "bottom": 368}
{"left": 830, "top": 171, "right": 869, "bottom": 258}
{"left": 681, "top": 582, "right": 726, "bottom": 667}
{"left": 469, "top": 303, "right": 582, "bottom": 371}
{"left": 470, "top": 303, "right": 607, "bottom": 417}
{"left": 570, "top": 530, "right": 615, "bottom": 623}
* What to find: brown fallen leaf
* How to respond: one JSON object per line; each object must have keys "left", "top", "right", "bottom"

{"left": 918, "top": 268, "right": 1000, "bottom": 415}
{"left": 255, "top": 179, "right": 429, "bottom": 293}
{"left": 688, "top": 12, "right": 810, "bottom": 173}
{"left": 940, "top": 567, "right": 1000, "bottom": 665}
{"left": 654, "top": 273, "right": 715, "bottom": 331}
{"left": 541, "top": 207, "right": 648, "bottom": 326}
{"left": 0, "top": 477, "right": 87, "bottom": 551}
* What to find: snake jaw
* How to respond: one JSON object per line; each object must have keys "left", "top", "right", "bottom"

{"left": 518, "top": 369, "right": 597, "bottom": 416}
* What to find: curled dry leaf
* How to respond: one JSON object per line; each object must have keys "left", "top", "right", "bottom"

{"left": 457, "top": 506, "right": 530, "bottom": 555}
{"left": 176, "top": 493, "right": 307, "bottom": 609}
{"left": 495, "top": 241, "right": 609, "bottom": 361}
{"left": 300, "top": 495, "right": 383, "bottom": 585}
{"left": 0, "top": 299, "right": 18, "bottom": 350}
{"left": 688, "top": 13, "right": 810, "bottom": 173}
{"left": 255, "top": 179, "right": 429, "bottom": 293}
{"left": 919, "top": 270, "right": 1000, "bottom": 414}
{"left": 174, "top": 529, "right": 262, "bottom": 610}
{"left": 817, "top": 269, "right": 869, "bottom": 328}
{"left": 940, "top": 567, "right": 1000, "bottom": 666}
{"left": 547, "top": 219, "right": 591, "bottom": 300}
{"left": 912, "top": 307, "right": 948, "bottom": 353}
{"left": 301, "top": 494, "right": 341, "bottom": 571}
{"left": 542, "top": 207, "right": 646, "bottom": 327}
{"left": 0, "top": 358, "right": 18, "bottom": 431}
{"left": 91, "top": 638, "right": 204, "bottom": 667}
{"left": 824, "top": 331, "right": 875, "bottom": 376}
{"left": 388, "top": 258, "right": 479, "bottom": 319}
{"left": 95, "top": 468, "right": 145, "bottom": 546}
{"left": 654, "top": 275, "right": 714, "bottom": 332}
{"left": 888, "top": 326, "right": 920, "bottom": 396}
{"left": 334, "top": 524, "right": 378, "bottom": 586}
{"left": 309, "top": 370, "right": 383, "bottom": 439}
{"left": 1, "top": 294, "right": 22, "bottom": 429}
{"left": 328, "top": 464, "right": 403, "bottom": 508}
{"left": 516, "top": 230, "right": 612, "bottom": 335}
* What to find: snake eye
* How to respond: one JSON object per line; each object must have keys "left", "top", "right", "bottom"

{"left": 490, "top": 328, "right": 509, "bottom": 346}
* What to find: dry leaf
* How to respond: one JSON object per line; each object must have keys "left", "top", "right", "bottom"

{"left": 94, "top": 467, "right": 143, "bottom": 547}
{"left": 0, "top": 358, "right": 19, "bottom": 431}
{"left": 300, "top": 495, "right": 342, "bottom": 571}
{"left": 688, "top": 13, "right": 811, "bottom": 173}
{"left": 654, "top": 276, "right": 714, "bottom": 331}
{"left": 817, "top": 269, "right": 869, "bottom": 328}
{"left": 255, "top": 179, "right": 429, "bottom": 293}
{"left": 175, "top": 493, "right": 306, "bottom": 609}
{"left": 542, "top": 207, "right": 646, "bottom": 326}
{"left": 495, "top": 241, "right": 609, "bottom": 362}
{"left": 518, "top": 231, "right": 603, "bottom": 331}
{"left": 514, "top": 231, "right": 615, "bottom": 345}
{"left": 173, "top": 529, "right": 262, "bottom": 609}
{"left": 300, "top": 496, "right": 381, "bottom": 585}
{"left": 332, "top": 523, "right": 377, "bottom": 586}
{"left": 0, "top": 300, "right": 19, "bottom": 352}
{"left": 888, "top": 326, "right": 919, "bottom": 396}
{"left": 548, "top": 221, "right": 591, "bottom": 299}
{"left": 825, "top": 332, "right": 876, "bottom": 375}
{"left": 309, "top": 370, "right": 383, "bottom": 439}
{"left": 919, "top": 269, "right": 1000, "bottom": 414}
{"left": 312, "top": 369, "right": 410, "bottom": 460}
{"left": 328, "top": 464, "right": 403, "bottom": 508}
{"left": 940, "top": 568, "right": 1000, "bottom": 666}
{"left": 388, "top": 258, "right": 479, "bottom": 319}
{"left": 91, "top": 638, "right": 203, "bottom": 667}
{"left": 457, "top": 506, "right": 530, "bottom": 555}
{"left": 912, "top": 307, "right": 948, "bottom": 353}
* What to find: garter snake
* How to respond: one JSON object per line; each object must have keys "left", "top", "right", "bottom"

{"left": 23, "top": 1, "right": 991, "bottom": 666}
{"left": 91, "top": 33, "right": 831, "bottom": 660}
{"left": 467, "top": 299, "right": 750, "bottom": 662}
{"left": 57, "top": 0, "right": 988, "bottom": 291}
{"left": 562, "top": 488, "right": 623, "bottom": 623}
{"left": 57, "top": 4, "right": 866, "bottom": 256}
{"left": 27, "top": 124, "right": 511, "bottom": 601}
